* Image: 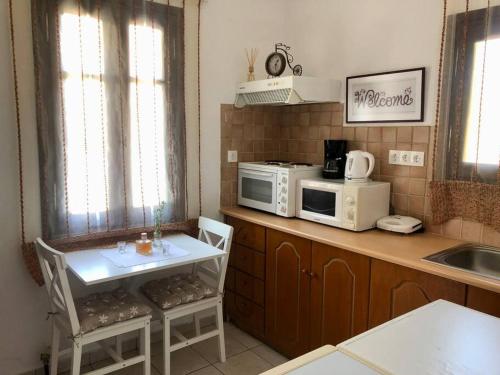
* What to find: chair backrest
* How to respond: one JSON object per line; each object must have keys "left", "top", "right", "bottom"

{"left": 35, "top": 238, "right": 81, "bottom": 336}
{"left": 196, "top": 217, "right": 233, "bottom": 294}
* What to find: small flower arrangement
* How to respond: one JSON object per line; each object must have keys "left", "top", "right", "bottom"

{"left": 154, "top": 201, "right": 167, "bottom": 240}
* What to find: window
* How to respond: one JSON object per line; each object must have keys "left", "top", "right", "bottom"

{"left": 463, "top": 38, "right": 500, "bottom": 166}
{"left": 32, "top": 0, "right": 187, "bottom": 239}
{"left": 442, "top": 5, "right": 500, "bottom": 182}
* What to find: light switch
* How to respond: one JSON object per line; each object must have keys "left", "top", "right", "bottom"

{"left": 227, "top": 150, "right": 238, "bottom": 163}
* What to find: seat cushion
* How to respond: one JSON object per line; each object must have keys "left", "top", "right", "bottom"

{"left": 75, "top": 288, "right": 152, "bottom": 334}
{"left": 141, "top": 273, "right": 217, "bottom": 310}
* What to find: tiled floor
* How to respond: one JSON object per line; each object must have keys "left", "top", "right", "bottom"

{"left": 65, "top": 322, "right": 288, "bottom": 375}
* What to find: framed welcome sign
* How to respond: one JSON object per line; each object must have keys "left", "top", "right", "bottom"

{"left": 346, "top": 67, "right": 425, "bottom": 124}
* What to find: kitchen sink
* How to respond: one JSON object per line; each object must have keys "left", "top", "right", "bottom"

{"left": 423, "top": 244, "right": 500, "bottom": 281}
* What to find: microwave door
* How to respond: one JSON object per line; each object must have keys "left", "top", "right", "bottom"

{"left": 238, "top": 169, "right": 277, "bottom": 213}
{"left": 300, "top": 185, "right": 343, "bottom": 226}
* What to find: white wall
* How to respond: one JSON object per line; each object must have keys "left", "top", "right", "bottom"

{"left": 284, "top": 0, "right": 444, "bottom": 126}
{"left": 199, "top": 0, "right": 289, "bottom": 218}
{"left": 0, "top": 1, "right": 48, "bottom": 374}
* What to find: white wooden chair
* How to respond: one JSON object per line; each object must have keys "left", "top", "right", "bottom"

{"left": 141, "top": 217, "right": 233, "bottom": 375}
{"left": 35, "top": 238, "right": 152, "bottom": 375}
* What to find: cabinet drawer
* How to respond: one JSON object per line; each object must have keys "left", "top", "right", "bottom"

{"left": 225, "top": 266, "right": 235, "bottom": 291}
{"left": 231, "top": 294, "right": 265, "bottom": 339}
{"left": 232, "top": 244, "right": 266, "bottom": 279}
{"left": 227, "top": 217, "right": 265, "bottom": 252}
{"left": 235, "top": 270, "right": 265, "bottom": 306}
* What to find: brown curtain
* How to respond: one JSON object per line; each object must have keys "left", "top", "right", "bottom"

{"left": 32, "top": 0, "right": 187, "bottom": 240}
{"left": 430, "top": 2, "right": 500, "bottom": 231}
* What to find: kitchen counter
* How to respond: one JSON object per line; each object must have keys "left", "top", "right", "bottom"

{"left": 221, "top": 206, "right": 500, "bottom": 293}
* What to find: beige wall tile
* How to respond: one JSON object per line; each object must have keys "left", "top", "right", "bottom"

{"left": 461, "top": 220, "right": 482, "bottom": 243}
{"left": 413, "top": 127, "right": 430, "bottom": 143}
{"left": 355, "top": 127, "right": 368, "bottom": 142}
{"left": 367, "top": 142, "right": 381, "bottom": 158}
{"left": 319, "top": 126, "right": 331, "bottom": 140}
{"left": 331, "top": 127, "right": 343, "bottom": 140}
{"left": 397, "top": 127, "right": 412, "bottom": 143}
{"left": 342, "top": 127, "right": 355, "bottom": 141}
{"left": 331, "top": 111, "right": 343, "bottom": 126}
{"left": 409, "top": 178, "right": 426, "bottom": 196}
{"left": 408, "top": 195, "right": 425, "bottom": 215}
{"left": 481, "top": 225, "right": 500, "bottom": 247}
{"left": 443, "top": 218, "right": 462, "bottom": 239}
{"left": 392, "top": 177, "right": 409, "bottom": 194}
{"left": 367, "top": 127, "right": 382, "bottom": 142}
{"left": 382, "top": 127, "right": 397, "bottom": 142}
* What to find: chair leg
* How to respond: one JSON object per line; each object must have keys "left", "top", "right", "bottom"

{"left": 50, "top": 322, "right": 60, "bottom": 375}
{"left": 194, "top": 312, "right": 201, "bottom": 336}
{"left": 70, "top": 341, "right": 82, "bottom": 375}
{"left": 163, "top": 315, "right": 171, "bottom": 375}
{"left": 116, "top": 335, "right": 123, "bottom": 358}
{"left": 140, "top": 321, "right": 151, "bottom": 375}
{"left": 216, "top": 300, "right": 226, "bottom": 363}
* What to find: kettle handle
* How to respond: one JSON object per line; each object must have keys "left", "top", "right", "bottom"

{"left": 362, "top": 152, "right": 375, "bottom": 178}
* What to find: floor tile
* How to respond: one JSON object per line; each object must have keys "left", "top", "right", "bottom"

{"left": 188, "top": 365, "right": 224, "bottom": 375}
{"left": 100, "top": 362, "right": 161, "bottom": 375}
{"left": 152, "top": 346, "right": 209, "bottom": 375}
{"left": 213, "top": 351, "right": 273, "bottom": 375}
{"left": 223, "top": 323, "right": 262, "bottom": 349}
{"left": 59, "top": 364, "right": 93, "bottom": 375}
{"left": 191, "top": 334, "right": 247, "bottom": 364}
{"left": 251, "top": 345, "right": 288, "bottom": 367}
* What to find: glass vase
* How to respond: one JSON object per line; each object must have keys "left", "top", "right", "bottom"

{"left": 153, "top": 229, "right": 162, "bottom": 251}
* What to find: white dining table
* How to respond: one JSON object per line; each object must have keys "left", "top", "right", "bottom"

{"left": 65, "top": 233, "right": 224, "bottom": 286}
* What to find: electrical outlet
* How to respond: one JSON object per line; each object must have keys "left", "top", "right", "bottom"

{"left": 411, "top": 151, "right": 425, "bottom": 167}
{"left": 227, "top": 150, "right": 238, "bottom": 163}
{"left": 389, "top": 150, "right": 400, "bottom": 165}
{"left": 400, "top": 151, "right": 412, "bottom": 165}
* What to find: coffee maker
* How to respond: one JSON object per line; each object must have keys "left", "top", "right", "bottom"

{"left": 323, "top": 140, "right": 347, "bottom": 179}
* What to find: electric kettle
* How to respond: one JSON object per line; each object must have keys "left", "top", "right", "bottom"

{"left": 345, "top": 150, "right": 375, "bottom": 182}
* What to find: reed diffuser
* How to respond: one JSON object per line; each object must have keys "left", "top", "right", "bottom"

{"left": 245, "top": 48, "right": 258, "bottom": 81}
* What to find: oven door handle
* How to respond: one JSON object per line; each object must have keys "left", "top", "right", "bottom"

{"left": 240, "top": 170, "right": 275, "bottom": 178}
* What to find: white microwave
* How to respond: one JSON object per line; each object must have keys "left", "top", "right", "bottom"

{"left": 296, "top": 178, "right": 390, "bottom": 231}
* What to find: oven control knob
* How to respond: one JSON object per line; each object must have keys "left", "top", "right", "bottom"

{"left": 345, "top": 196, "right": 355, "bottom": 205}
{"left": 281, "top": 197, "right": 287, "bottom": 204}
{"left": 280, "top": 206, "right": 287, "bottom": 213}
{"left": 347, "top": 209, "right": 355, "bottom": 220}
{"left": 281, "top": 176, "right": 288, "bottom": 184}
{"left": 281, "top": 187, "right": 287, "bottom": 194}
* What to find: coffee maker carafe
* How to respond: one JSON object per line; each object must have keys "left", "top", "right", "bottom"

{"left": 323, "top": 140, "right": 347, "bottom": 179}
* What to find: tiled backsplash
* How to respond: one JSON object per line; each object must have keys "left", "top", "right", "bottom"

{"left": 220, "top": 103, "right": 500, "bottom": 247}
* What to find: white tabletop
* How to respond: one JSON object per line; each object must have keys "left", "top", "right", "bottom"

{"left": 261, "top": 346, "right": 383, "bottom": 375}
{"left": 339, "top": 300, "right": 500, "bottom": 375}
{"left": 65, "top": 233, "right": 224, "bottom": 286}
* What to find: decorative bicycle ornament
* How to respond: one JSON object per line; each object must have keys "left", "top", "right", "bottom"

{"left": 265, "top": 43, "right": 303, "bottom": 77}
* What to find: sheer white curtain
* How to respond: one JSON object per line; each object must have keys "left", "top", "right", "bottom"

{"left": 32, "top": 0, "right": 187, "bottom": 239}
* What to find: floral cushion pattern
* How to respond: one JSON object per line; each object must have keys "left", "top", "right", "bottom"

{"left": 75, "top": 288, "right": 152, "bottom": 334}
{"left": 141, "top": 273, "right": 217, "bottom": 310}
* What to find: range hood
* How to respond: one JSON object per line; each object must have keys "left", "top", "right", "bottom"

{"left": 234, "top": 76, "right": 341, "bottom": 108}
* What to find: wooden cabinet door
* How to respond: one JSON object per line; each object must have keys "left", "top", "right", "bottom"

{"left": 310, "top": 242, "right": 370, "bottom": 348}
{"left": 369, "top": 259, "right": 466, "bottom": 328}
{"left": 466, "top": 286, "right": 500, "bottom": 318}
{"left": 266, "top": 229, "right": 311, "bottom": 358}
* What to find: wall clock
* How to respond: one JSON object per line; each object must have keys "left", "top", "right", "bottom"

{"left": 265, "top": 43, "right": 303, "bottom": 77}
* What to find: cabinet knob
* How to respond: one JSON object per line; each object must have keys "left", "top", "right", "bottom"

{"left": 301, "top": 268, "right": 308, "bottom": 274}
{"left": 308, "top": 272, "right": 316, "bottom": 278}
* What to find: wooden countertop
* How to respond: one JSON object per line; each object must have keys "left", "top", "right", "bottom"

{"left": 220, "top": 206, "right": 500, "bottom": 293}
